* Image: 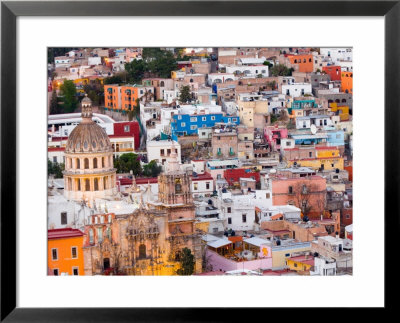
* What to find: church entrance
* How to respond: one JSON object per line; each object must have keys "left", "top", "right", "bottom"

{"left": 139, "top": 244, "right": 146, "bottom": 259}
{"left": 103, "top": 258, "right": 110, "bottom": 270}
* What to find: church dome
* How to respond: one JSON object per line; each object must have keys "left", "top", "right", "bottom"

{"left": 65, "top": 95, "right": 113, "bottom": 154}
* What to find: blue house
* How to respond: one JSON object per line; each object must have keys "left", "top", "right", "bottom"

{"left": 171, "top": 113, "right": 240, "bottom": 137}
{"left": 290, "top": 129, "right": 344, "bottom": 146}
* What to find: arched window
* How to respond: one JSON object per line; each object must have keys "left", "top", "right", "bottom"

{"left": 139, "top": 244, "right": 146, "bottom": 259}
{"left": 106, "top": 227, "right": 111, "bottom": 240}
{"left": 160, "top": 81, "right": 165, "bottom": 87}
{"left": 93, "top": 158, "right": 98, "bottom": 168}
{"left": 101, "top": 157, "right": 105, "bottom": 168}
{"left": 294, "top": 59, "right": 297, "bottom": 63}
{"left": 108, "top": 214, "right": 112, "bottom": 223}
{"left": 84, "top": 158, "right": 89, "bottom": 169}
{"left": 335, "top": 99, "right": 340, "bottom": 103}
{"left": 85, "top": 179, "right": 90, "bottom": 191}
{"left": 104, "top": 177, "right": 107, "bottom": 190}
{"left": 190, "top": 79, "right": 193, "bottom": 83}
{"left": 76, "top": 158, "right": 80, "bottom": 169}
{"left": 77, "top": 179, "right": 81, "bottom": 191}
{"left": 342, "top": 99, "right": 347, "bottom": 103}
{"left": 68, "top": 178, "right": 72, "bottom": 190}
{"left": 94, "top": 178, "right": 99, "bottom": 191}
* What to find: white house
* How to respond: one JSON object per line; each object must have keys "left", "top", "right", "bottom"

{"left": 295, "top": 115, "right": 333, "bottom": 129}
{"left": 320, "top": 48, "right": 352, "bottom": 64}
{"left": 146, "top": 140, "right": 181, "bottom": 165}
{"left": 191, "top": 173, "right": 214, "bottom": 198}
{"left": 225, "top": 65, "right": 268, "bottom": 78}
{"left": 282, "top": 83, "right": 312, "bottom": 96}
{"left": 88, "top": 56, "right": 102, "bottom": 66}
{"left": 207, "top": 73, "right": 236, "bottom": 86}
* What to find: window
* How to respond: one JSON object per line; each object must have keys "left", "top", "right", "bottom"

{"left": 309, "top": 152, "right": 313, "bottom": 158}
{"left": 97, "top": 227, "right": 103, "bottom": 243}
{"left": 288, "top": 186, "right": 293, "bottom": 194}
{"left": 294, "top": 263, "right": 298, "bottom": 268}
{"left": 211, "top": 116, "right": 216, "bottom": 121}
{"left": 52, "top": 248, "right": 58, "bottom": 260}
{"left": 73, "top": 268, "right": 79, "bottom": 276}
{"left": 89, "top": 229, "right": 94, "bottom": 244}
{"left": 206, "top": 182, "right": 210, "bottom": 190}
{"left": 242, "top": 214, "right": 247, "bottom": 223}
{"left": 160, "top": 149, "right": 165, "bottom": 156}
{"left": 181, "top": 122, "right": 186, "bottom": 127}
{"left": 228, "top": 217, "right": 232, "bottom": 224}
{"left": 190, "top": 117, "right": 197, "bottom": 122}
{"left": 232, "top": 118, "right": 237, "bottom": 122}
{"left": 227, "top": 207, "right": 231, "bottom": 213}
{"left": 190, "top": 125, "right": 197, "bottom": 130}
{"left": 266, "top": 193, "right": 270, "bottom": 199}
{"left": 53, "top": 156, "right": 57, "bottom": 163}
{"left": 285, "top": 253, "right": 290, "bottom": 257}
{"left": 53, "top": 269, "right": 59, "bottom": 276}
{"left": 194, "top": 183, "right": 198, "bottom": 190}
{"left": 71, "top": 247, "right": 77, "bottom": 259}
{"left": 61, "top": 212, "right": 67, "bottom": 225}
{"left": 202, "top": 117, "right": 206, "bottom": 121}
{"left": 178, "top": 115, "right": 182, "bottom": 120}
{"left": 124, "top": 125, "right": 130, "bottom": 132}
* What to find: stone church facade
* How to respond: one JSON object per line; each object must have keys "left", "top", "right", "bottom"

{"left": 82, "top": 144, "right": 203, "bottom": 275}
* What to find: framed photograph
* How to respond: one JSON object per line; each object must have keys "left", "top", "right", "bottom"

{"left": 1, "top": 0, "right": 397, "bottom": 321}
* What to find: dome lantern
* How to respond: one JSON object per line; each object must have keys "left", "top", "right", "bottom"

{"left": 81, "top": 94, "right": 93, "bottom": 123}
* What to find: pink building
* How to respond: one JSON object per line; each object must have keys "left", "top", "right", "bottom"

{"left": 264, "top": 125, "right": 288, "bottom": 151}
{"left": 205, "top": 237, "right": 272, "bottom": 272}
{"left": 271, "top": 176, "right": 327, "bottom": 218}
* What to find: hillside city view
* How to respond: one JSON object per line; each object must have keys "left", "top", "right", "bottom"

{"left": 47, "top": 47, "right": 353, "bottom": 276}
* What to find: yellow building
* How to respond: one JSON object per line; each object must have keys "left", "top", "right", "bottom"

{"left": 237, "top": 98, "right": 269, "bottom": 128}
{"left": 329, "top": 103, "right": 350, "bottom": 121}
{"left": 286, "top": 147, "right": 344, "bottom": 171}
{"left": 286, "top": 254, "right": 314, "bottom": 272}
{"left": 272, "top": 243, "right": 311, "bottom": 269}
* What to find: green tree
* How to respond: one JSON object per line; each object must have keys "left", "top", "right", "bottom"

{"left": 49, "top": 89, "right": 62, "bottom": 115}
{"left": 59, "top": 80, "right": 78, "bottom": 113}
{"left": 176, "top": 248, "right": 195, "bottom": 276}
{"left": 143, "top": 160, "right": 162, "bottom": 177}
{"left": 104, "top": 75, "right": 123, "bottom": 85}
{"left": 179, "top": 85, "right": 192, "bottom": 104}
{"left": 48, "top": 160, "right": 65, "bottom": 178}
{"left": 125, "top": 59, "right": 147, "bottom": 84}
{"left": 270, "top": 64, "right": 293, "bottom": 77}
{"left": 263, "top": 60, "right": 273, "bottom": 67}
{"left": 114, "top": 153, "right": 142, "bottom": 176}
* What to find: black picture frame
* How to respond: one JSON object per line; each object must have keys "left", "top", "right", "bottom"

{"left": 1, "top": 0, "right": 397, "bottom": 321}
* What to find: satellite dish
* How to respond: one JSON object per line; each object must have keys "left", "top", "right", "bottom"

{"left": 310, "top": 124, "right": 317, "bottom": 135}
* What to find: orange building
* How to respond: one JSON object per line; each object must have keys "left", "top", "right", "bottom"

{"left": 288, "top": 54, "right": 314, "bottom": 73}
{"left": 48, "top": 228, "right": 85, "bottom": 276}
{"left": 341, "top": 71, "right": 353, "bottom": 94}
{"left": 104, "top": 84, "right": 153, "bottom": 111}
